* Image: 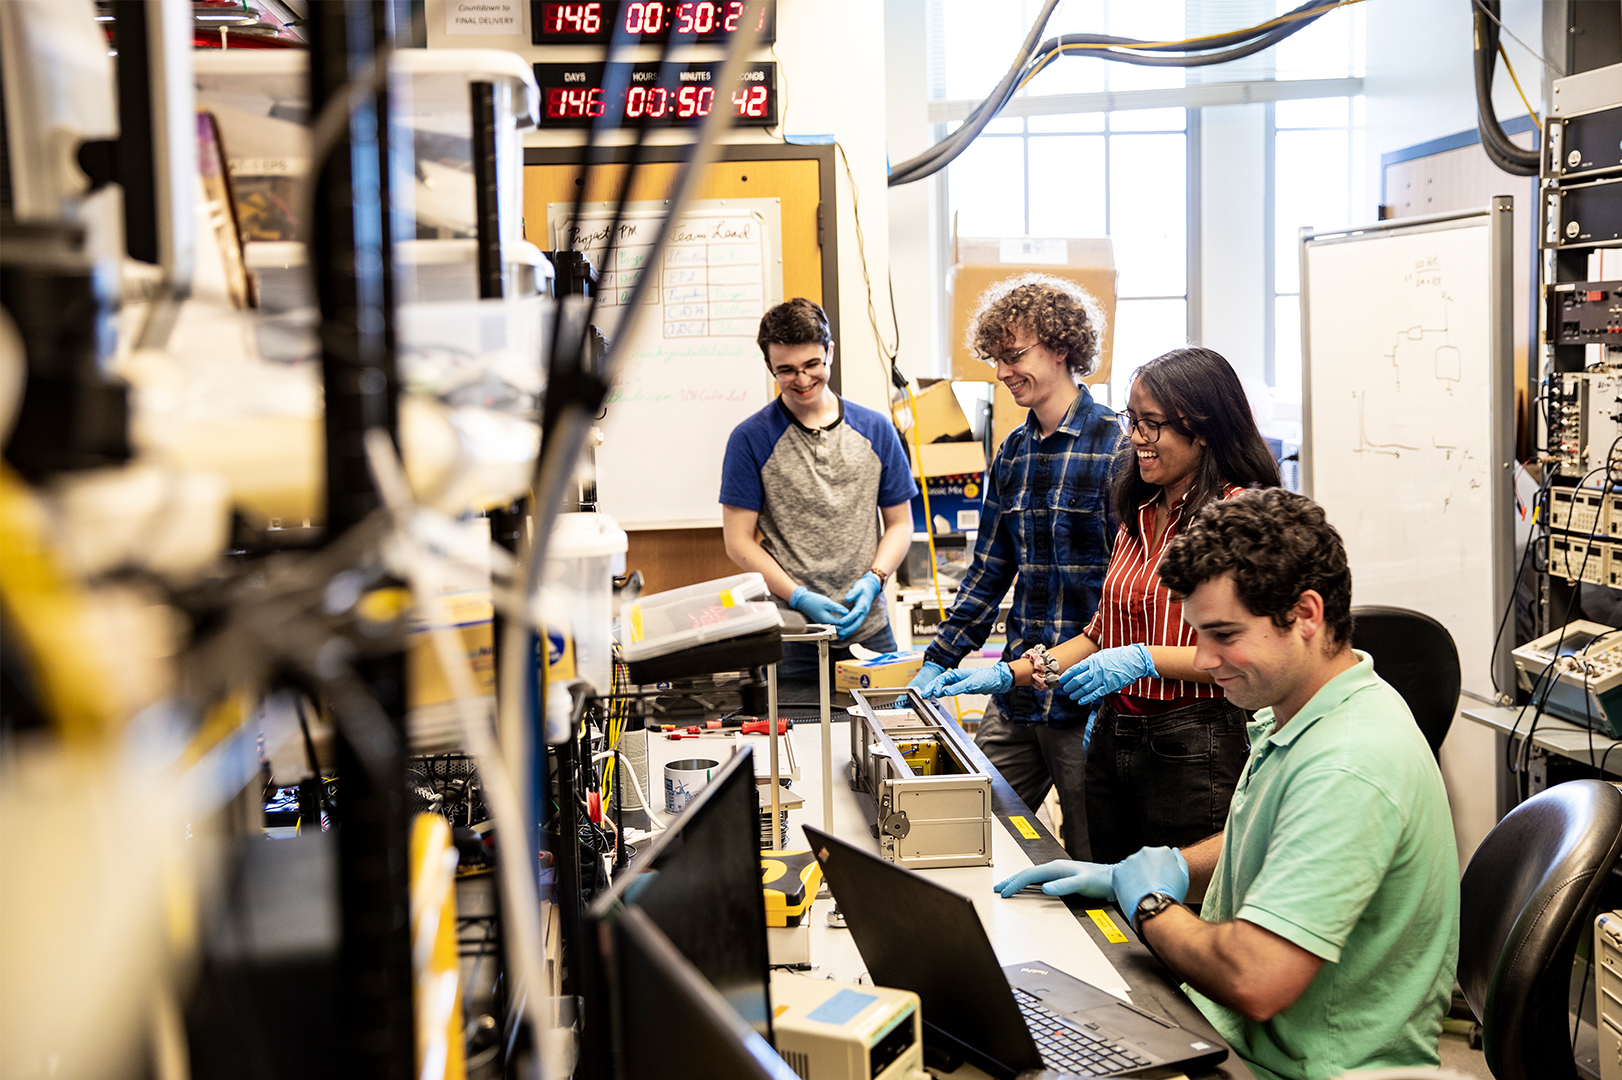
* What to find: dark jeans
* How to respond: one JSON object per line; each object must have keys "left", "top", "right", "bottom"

{"left": 776, "top": 621, "right": 897, "bottom": 686}
{"left": 1085, "top": 695, "right": 1251, "bottom": 865}
{"left": 974, "top": 698, "right": 1091, "bottom": 860}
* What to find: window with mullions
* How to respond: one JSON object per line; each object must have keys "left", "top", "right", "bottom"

{"left": 930, "top": 1, "right": 1192, "bottom": 405}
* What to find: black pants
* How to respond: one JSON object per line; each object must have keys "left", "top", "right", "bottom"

{"left": 1084, "top": 695, "right": 1251, "bottom": 865}
{"left": 974, "top": 698, "right": 1091, "bottom": 860}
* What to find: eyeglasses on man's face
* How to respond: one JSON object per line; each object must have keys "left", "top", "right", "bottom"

{"left": 772, "top": 356, "right": 827, "bottom": 381}
{"left": 976, "top": 342, "right": 1040, "bottom": 366}
{"left": 1117, "top": 411, "right": 1175, "bottom": 443}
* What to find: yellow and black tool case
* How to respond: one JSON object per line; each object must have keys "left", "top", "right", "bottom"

{"left": 761, "top": 849, "right": 822, "bottom": 927}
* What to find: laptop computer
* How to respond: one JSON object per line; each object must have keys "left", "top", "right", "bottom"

{"left": 803, "top": 825, "right": 1228, "bottom": 1079}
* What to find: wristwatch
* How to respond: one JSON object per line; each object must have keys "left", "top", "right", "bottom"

{"left": 1133, "top": 892, "right": 1180, "bottom": 935}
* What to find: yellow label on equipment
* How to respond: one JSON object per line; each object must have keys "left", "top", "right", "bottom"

{"left": 720, "top": 589, "right": 735, "bottom": 609}
{"left": 628, "top": 605, "right": 644, "bottom": 643}
{"left": 1007, "top": 815, "right": 1040, "bottom": 840}
{"left": 1086, "top": 909, "right": 1128, "bottom": 944}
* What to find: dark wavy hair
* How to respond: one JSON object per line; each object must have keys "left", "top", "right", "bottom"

{"left": 757, "top": 297, "right": 832, "bottom": 363}
{"left": 1158, "top": 488, "right": 1354, "bottom": 646}
{"left": 967, "top": 274, "right": 1105, "bottom": 380}
{"left": 1111, "top": 347, "right": 1281, "bottom": 538}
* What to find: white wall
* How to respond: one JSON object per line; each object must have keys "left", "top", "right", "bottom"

{"left": 1361, "top": 0, "right": 1545, "bottom": 221}
{"left": 770, "top": 0, "right": 895, "bottom": 414}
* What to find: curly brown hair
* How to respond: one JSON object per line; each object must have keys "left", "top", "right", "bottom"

{"left": 967, "top": 273, "right": 1105, "bottom": 380}
{"left": 1157, "top": 488, "right": 1354, "bottom": 646}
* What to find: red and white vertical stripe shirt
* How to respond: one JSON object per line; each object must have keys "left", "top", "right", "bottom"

{"left": 1082, "top": 483, "right": 1246, "bottom": 703}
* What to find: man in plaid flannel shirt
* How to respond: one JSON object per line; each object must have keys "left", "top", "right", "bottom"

{"left": 908, "top": 275, "right": 1119, "bottom": 859}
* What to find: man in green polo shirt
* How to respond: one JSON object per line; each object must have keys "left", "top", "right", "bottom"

{"left": 992, "top": 488, "right": 1459, "bottom": 1080}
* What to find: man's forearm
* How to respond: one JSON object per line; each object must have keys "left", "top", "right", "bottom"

{"left": 1180, "top": 831, "right": 1224, "bottom": 900}
{"left": 872, "top": 520, "right": 912, "bottom": 581}
{"left": 1139, "top": 908, "right": 1323, "bottom": 1023}
{"left": 723, "top": 532, "right": 798, "bottom": 600}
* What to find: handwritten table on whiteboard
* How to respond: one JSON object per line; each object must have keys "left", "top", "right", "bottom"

{"left": 550, "top": 198, "right": 786, "bottom": 528}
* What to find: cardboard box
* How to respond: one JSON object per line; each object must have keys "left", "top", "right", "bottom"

{"left": 950, "top": 236, "right": 1117, "bottom": 386}
{"left": 911, "top": 473, "right": 985, "bottom": 535}
{"left": 894, "top": 379, "right": 973, "bottom": 444}
{"left": 909, "top": 439, "right": 986, "bottom": 480}
{"left": 835, "top": 651, "right": 926, "bottom": 691}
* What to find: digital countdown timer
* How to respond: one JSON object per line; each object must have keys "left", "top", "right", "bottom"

{"left": 533, "top": 62, "right": 777, "bottom": 129}
{"left": 531, "top": 1, "right": 777, "bottom": 45}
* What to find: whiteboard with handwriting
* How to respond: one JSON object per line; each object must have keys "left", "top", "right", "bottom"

{"left": 1302, "top": 207, "right": 1513, "bottom": 701}
{"left": 550, "top": 198, "right": 784, "bottom": 528}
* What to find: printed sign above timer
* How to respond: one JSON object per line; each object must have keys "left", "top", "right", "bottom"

{"left": 530, "top": 1, "right": 777, "bottom": 45}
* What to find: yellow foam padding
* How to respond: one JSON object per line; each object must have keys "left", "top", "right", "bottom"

{"left": 410, "top": 814, "right": 467, "bottom": 1080}
{"left": 895, "top": 738, "right": 942, "bottom": 776}
{"left": 0, "top": 466, "right": 120, "bottom": 744}
{"left": 761, "top": 850, "right": 823, "bottom": 928}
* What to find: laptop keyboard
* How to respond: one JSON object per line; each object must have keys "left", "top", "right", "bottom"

{"left": 1012, "top": 987, "right": 1155, "bottom": 1077}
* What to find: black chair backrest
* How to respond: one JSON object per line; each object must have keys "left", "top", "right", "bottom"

{"left": 1458, "top": 779, "right": 1622, "bottom": 1080}
{"left": 1349, "top": 605, "right": 1460, "bottom": 758}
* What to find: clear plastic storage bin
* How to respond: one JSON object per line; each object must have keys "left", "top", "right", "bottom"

{"left": 619, "top": 573, "right": 782, "bottom": 663}
{"left": 543, "top": 513, "right": 628, "bottom": 695}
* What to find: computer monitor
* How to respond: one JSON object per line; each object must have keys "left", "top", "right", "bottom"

{"left": 606, "top": 906, "right": 797, "bottom": 1080}
{"left": 590, "top": 746, "right": 772, "bottom": 1038}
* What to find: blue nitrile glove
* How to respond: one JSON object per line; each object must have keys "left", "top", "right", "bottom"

{"left": 920, "top": 662, "right": 1013, "bottom": 699}
{"left": 896, "top": 660, "right": 948, "bottom": 706}
{"left": 1111, "top": 846, "right": 1190, "bottom": 934}
{"left": 835, "top": 572, "right": 884, "bottom": 641}
{"left": 1059, "top": 643, "right": 1158, "bottom": 705}
{"left": 993, "top": 860, "right": 1116, "bottom": 899}
{"left": 789, "top": 585, "right": 850, "bottom": 627}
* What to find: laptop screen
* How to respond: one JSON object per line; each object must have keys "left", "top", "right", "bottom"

{"left": 803, "top": 825, "right": 1043, "bottom": 1076}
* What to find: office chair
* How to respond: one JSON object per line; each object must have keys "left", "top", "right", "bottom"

{"left": 1349, "top": 605, "right": 1460, "bottom": 758}
{"left": 1457, "top": 779, "right": 1622, "bottom": 1080}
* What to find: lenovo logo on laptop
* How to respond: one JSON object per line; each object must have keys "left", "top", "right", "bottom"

{"left": 1017, "top": 967, "right": 1051, "bottom": 976}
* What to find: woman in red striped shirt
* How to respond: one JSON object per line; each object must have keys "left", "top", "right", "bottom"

{"left": 1007, "top": 347, "right": 1280, "bottom": 862}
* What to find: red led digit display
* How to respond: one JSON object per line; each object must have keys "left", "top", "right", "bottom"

{"left": 622, "top": 2, "right": 665, "bottom": 33}
{"left": 545, "top": 86, "right": 606, "bottom": 119}
{"left": 534, "top": 62, "right": 777, "bottom": 128}
{"left": 531, "top": 1, "right": 774, "bottom": 44}
{"left": 542, "top": 2, "right": 603, "bottom": 34}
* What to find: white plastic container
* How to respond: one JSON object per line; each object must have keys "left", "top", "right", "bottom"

{"left": 619, "top": 573, "right": 783, "bottom": 663}
{"left": 543, "top": 513, "right": 628, "bottom": 695}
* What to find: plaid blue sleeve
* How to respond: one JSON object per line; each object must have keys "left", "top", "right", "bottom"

{"left": 925, "top": 441, "right": 1018, "bottom": 668}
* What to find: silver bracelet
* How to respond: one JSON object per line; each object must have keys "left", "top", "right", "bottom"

{"left": 1023, "top": 644, "right": 1061, "bottom": 690}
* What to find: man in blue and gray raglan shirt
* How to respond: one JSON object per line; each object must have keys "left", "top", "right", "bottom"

{"left": 719, "top": 298, "right": 918, "bottom": 684}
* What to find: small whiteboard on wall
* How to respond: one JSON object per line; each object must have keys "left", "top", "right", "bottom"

{"left": 547, "top": 197, "right": 785, "bottom": 529}
{"left": 1300, "top": 200, "right": 1515, "bottom": 700}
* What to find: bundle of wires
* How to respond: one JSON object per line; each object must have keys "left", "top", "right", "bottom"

{"left": 888, "top": 0, "right": 1359, "bottom": 188}
{"left": 1472, "top": 0, "right": 1540, "bottom": 177}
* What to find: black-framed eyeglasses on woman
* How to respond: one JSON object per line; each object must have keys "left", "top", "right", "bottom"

{"left": 1116, "top": 411, "right": 1177, "bottom": 443}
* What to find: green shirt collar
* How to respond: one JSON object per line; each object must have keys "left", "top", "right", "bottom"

{"left": 1249, "top": 650, "right": 1378, "bottom": 748}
